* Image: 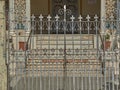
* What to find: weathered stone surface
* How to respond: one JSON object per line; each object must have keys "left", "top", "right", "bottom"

{"left": 0, "top": 1, "right": 7, "bottom": 90}
{"left": 106, "top": 0, "right": 116, "bottom": 19}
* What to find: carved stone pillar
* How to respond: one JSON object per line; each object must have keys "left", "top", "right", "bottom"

{"left": 101, "top": 0, "right": 106, "bottom": 34}
{"left": 9, "top": 0, "right": 31, "bottom": 34}
{"left": 26, "top": 0, "right": 31, "bottom": 33}
{"left": 106, "top": 0, "right": 115, "bottom": 19}
{"left": 9, "top": 0, "right": 15, "bottom": 34}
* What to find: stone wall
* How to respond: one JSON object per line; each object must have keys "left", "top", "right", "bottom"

{"left": 0, "top": 1, "right": 7, "bottom": 90}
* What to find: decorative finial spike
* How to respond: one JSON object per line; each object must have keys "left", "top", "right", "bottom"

{"left": 78, "top": 15, "right": 83, "bottom": 21}
{"left": 64, "top": 5, "right": 66, "bottom": 9}
{"left": 70, "top": 15, "right": 75, "bottom": 21}
{"left": 86, "top": 15, "right": 90, "bottom": 21}
{"left": 94, "top": 14, "right": 98, "bottom": 21}
{"left": 55, "top": 14, "right": 60, "bottom": 21}
{"left": 31, "top": 14, "right": 35, "bottom": 21}
{"left": 39, "top": 14, "right": 43, "bottom": 21}
{"left": 47, "top": 15, "right": 52, "bottom": 21}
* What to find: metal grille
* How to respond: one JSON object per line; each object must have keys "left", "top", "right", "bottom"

{"left": 7, "top": 7, "right": 120, "bottom": 90}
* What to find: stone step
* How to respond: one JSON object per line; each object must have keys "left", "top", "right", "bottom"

{"left": 26, "top": 68, "right": 102, "bottom": 77}
{"left": 36, "top": 34, "right": 94, "bottom": 49}
{"left": 26, "top": 63, "right": 101, "bottom": 70}
{"left": 36, "top": 41, "right": 93, "bottom": 45}
{"left": 27, "top": 59, "right": 99, "bottom": 63}
{"left": 26, "top": 59, "right": 101, "bottom": 69}
{"left": 36, "top": 34, "right": 94, "bottom": 40}
{"left": 36, "top": 45, "right": 94, "bottom": 49}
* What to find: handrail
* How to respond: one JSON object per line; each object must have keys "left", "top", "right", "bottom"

{"left": 25, "top": 29, "right": 33, "bottom": 68}
{"left": 98, "top": 31, "right": 105, "bottom": 51}
{"left": 26, "top": 29, "right": 33, "bottom": 50}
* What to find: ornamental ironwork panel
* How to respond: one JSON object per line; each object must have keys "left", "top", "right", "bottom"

{"left": 52, "top": 0, "right": 79, "bottom": 19}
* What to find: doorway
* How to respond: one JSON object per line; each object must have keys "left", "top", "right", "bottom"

{"left": 30, "top": 0, "right": 101, "bottom": 17}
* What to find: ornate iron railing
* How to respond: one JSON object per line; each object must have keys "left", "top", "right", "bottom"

{"left": 7, "top": 6, "right": 120, "bottom": 90}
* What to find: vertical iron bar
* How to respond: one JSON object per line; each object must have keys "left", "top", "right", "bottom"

{"left": 47, "top": 15, "right": 51, "bottom": 90}
{"left": 39, "top": 14, "right": 43, "bottom": 90}
{"left": 24, "top": 18, "right": 27, "bottom": 90}
{"left": 94, "top": 15, "right": 99, "bottom": 90}
{"left": 97, "top": 68, "right": 99, "bottom": 90}
{"left": 55, "top": 15, "right": 59, "bottom": 90}
{"left": 112, "top": 52, "right": 115, "bottom": 90}
{"left": 101, "top": 68, "right": 103, "bottom": 90}
{"left": 36, "top": 21, "right": 38, "bottom": 90}
{"left": 63, "top": 5, "right": 67, "bottom": 90}
{"left": 15, "top": 20, "right": 19, "bottom": 90}
{"left": 71, "top": 15, "right": 75, "bottom": 90}
{"left": 104, "top": 52, "right": 107, "bottom": 90}
{"left": 78, "top": 15, "right": 83, "bottom": 90}
{"left": 31, "top": 15, "right": 35, "bottom": 90}
{"left": 86, "top": 15, "right": 91, "bottom": 90}
{"left": 108, "top": 60, "right": 110, "bottom": 90}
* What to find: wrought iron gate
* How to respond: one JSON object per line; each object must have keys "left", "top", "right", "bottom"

{"left": 7, "top": 7, "right": 120, "bottom": 90}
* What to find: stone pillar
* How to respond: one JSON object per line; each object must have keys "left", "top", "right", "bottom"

{"left": 9, "top": 0, "right": 15, "bottom": 34}
{"left": 101, "top": 0, "right": 106, "bottom": 34}
{"left": 25, "top": 0, "right": 31, "bottom": 33}
{"left": 9, "top": 0, "right": 31, "bottom": 34}
{"left": 106, "top": 0, "right": 115, "bottom": 19}
{"left": 101, "top": 0, "right": 106, "bottom": 19}
{"left": 0, "top": 1, "right": 7, "bottom": 90}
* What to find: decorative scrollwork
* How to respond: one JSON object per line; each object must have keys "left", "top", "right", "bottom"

{"left": 58, "top": 8, "right": 72, "bottom": 16}
{"left": 43, "top": 48, "right": 47, "bottom": 55}
{"left": 51, "top": 48, "right": 55, "bottom": 55}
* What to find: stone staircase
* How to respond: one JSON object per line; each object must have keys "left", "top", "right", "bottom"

{"left": 36, "top": 34, "right": 94, "bottom": 49}
{"left": 26, "top": 34, "right": 102, "bottom": 75}
{"left": 10, "top": 34, "right": 104, "bottom": 90}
